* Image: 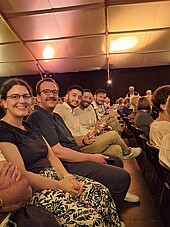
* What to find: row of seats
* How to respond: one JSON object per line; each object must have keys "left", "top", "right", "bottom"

{"left": 119, "top": 114, "right": 170, "bottom": 212}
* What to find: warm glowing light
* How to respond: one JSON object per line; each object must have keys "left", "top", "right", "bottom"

{"left": 43, "top": 45, "right": 55, "bottom": 59}
{"left": 110, "top": 37, "right": 138, "bottom": 52}
{"left": 107, "top": 79, "right": 112, "bottom": 85}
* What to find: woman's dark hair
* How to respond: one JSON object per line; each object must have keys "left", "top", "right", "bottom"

{"left": 137, "top": 97, "right": 151, "bottom": 114}
{"left": 0, "top": 78, "right": 33, "bottom": 100}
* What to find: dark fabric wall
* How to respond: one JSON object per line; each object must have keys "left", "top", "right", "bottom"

{"left": 0, "top": 65, "right": 170, "bottom": 102}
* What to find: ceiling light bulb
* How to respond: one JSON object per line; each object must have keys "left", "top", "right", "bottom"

{"left": 107, "top": 79, "right": 112, "bottom": 84}
{"left": 43, "top": 45, "right": 55, "bottom": 59}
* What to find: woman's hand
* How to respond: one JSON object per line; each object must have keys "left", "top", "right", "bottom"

{"left": 0, "top": 162, "right": 22, "bottom": 189}
{"left": 57, "top": 176, "right": 83, "bottom": 196}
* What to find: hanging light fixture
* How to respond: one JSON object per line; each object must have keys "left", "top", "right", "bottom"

{"left": 106, "top": 57, "right": 112, "bottom": 85}
{"left": 105, "top": 1, "right": 112, "bottom": 86}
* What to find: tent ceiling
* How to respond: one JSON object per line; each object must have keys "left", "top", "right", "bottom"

{"left": 0, "top": 0, "right": 170, "bottom": 77}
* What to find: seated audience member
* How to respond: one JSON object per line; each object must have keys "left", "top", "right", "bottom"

{"left": 159, "top": 96, "right": 170, "bottom": 169}
{"left": 54, "top": 85, "right": 142, "bottom": 160}
{"left": 28, "top": 96, "right": 37, "bottom": 114}
{"left": 150, "top": 85, "right": 170, "bottom": 147}
{"left": 0, "top": 78, "right": 122, "bottom": 226}
{"left": 130, "top": 96, "right": 141, "bottom": 119}
{"left": 116, "top": 97, "right": 124, "bottom": 113}
{"left": 91, "top": 88, "right": 122, "bottom": 133}
{"left": 0, "top": 151, "right": 32, "bottom": 226}
{"left": 91, "top": 88, "right": 107, "bottom": 120}
{"left": 104, "top": 96, "right": 111, "bottom": 113}
{"left": 145, "top": 89, "right": 152, "bottom": 102}
{"left": 75, "top": 89, "right": 122, "bottom": 134}
{"left": 122, "top": 97, "right": 132, "bottom": 117}
{"left": 74, "top": 89, "right": 97, "bottom": 127}
{"left": 58, "top": 97, "right": 65, "bottom": 104}
{"left": 134, "top": 97, "right": 154, "bottom": 138}
{"left": 27, "top": 77, "right": 140, "bottom": 205}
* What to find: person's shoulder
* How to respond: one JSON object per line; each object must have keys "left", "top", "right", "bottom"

{"left": 74, "top": 106, "right": 81, "bottom": 114}
{"left": 87, "top": 105, "right": 94, "bottom": 112}
{"left": 0, "top": 121, "right": 11, "bottom": 131}
{"left": 28, "top": 108, "right": 46, "bottom": 120}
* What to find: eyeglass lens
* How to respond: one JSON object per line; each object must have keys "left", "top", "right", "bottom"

{"left": 7, "top": 94, "right": 31, "bottom": 100}
{"left": 41, "top": 89, "right": 59, "bottom": 96}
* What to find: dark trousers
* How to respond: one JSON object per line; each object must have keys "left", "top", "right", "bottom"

{"left": 62, "top": 155, "right": 130, "bottom": 205}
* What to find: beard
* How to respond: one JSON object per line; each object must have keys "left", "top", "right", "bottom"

{"left": 81, "top": 101, "right": 90, "bottom": 109}
{"left": 96, "top": 100, "right": 104, "bottom": 105}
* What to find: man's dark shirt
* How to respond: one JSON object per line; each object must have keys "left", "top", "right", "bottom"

{"left": 27, "top": 105, "right": 80, "bottom": 151}
{"left": 122, "top": 106, "right": 132, "bottom": 117}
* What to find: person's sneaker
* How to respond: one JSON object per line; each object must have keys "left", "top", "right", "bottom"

{"left": 122, "top": 147, "right": 142, "bottom": 160}
{"left": 120, "top": 221, "right": 126, "bottom": 227}
{"left": 124, "top": 192, "right": 140, "bottom": 202}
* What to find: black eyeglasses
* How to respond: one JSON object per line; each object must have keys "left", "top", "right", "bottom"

{"left": 40, "top": 89, "right": 59, "bottom": 96}
{"left": 7, "top": 94, "right": 32, "bottom": 101}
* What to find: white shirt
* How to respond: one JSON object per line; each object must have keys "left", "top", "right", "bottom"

{"left": 91, "top": 101, "right": 105, "bottom": 120}
{"left": 150, "top": 120, "right": 170, "bottom": 148}
{"left": 53, "top": 102, "right": 88, "bottom": 137}
{"left": 74, "top": 105, "right": 97, "bottom": 127}
{"left": 159, "top": 133, "right": 170, "bottom": 168}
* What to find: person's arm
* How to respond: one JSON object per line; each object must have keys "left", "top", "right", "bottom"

{"left": 0, "top": 161, "right": 32, "bottom": 213}
{"left": 73, "top": 135, "right": 86, "bottom": 147}
{"left": 0, "top": 142, "right": 82, "bottom": 195}
{"left": 0, "top": 175, "right": 32, "bottom": 213}
{"left": 45, "top": 141, "right": 82, "bottom": 196}
{"left": 52, "top": 142, "right": 108, "bottom": 164}
{"left": 0, "top": 162, "right": 21, "bottom": 190}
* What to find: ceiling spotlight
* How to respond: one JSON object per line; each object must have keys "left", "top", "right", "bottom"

{"left": 43, "top": 45, "right": 55, "bottom": 59}
{"left": 110, "top": 37, "right": 138, "bottom": 52}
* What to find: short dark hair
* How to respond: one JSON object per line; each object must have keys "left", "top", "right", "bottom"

{"left": 67, "top": 85, "right": 83, "bottom": 95}
{"left": 137, "top": 97, "right": 151, "bottom": 114}
{"left": 83, "top": 89, "right": 92, "bottom": 93}
{"left": 94, "top": 89, "right": 106, "bottom": 95}
{"left": 152, "top": 85, "right": 170, "bottom": 112}
{"left": 36, "top": 77, "right": 59, "bottom": 95}
{"left": 0, "top": 78, "right": 32, "bottom": 100}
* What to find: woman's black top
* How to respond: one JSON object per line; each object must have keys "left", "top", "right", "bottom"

{"left": 0, "top": 120, "right": 51, "bottom": 173}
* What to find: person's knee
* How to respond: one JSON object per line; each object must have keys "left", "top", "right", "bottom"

{"left": 104, "top": 145, "right": 123, "bottom": 158}
{"left": 111, "top": 155, "right": 123, "bottom": 167}
{"left": 119, "top": 169, "right": 131, "bottom": 189}
{"left": 106, "top": 131, "right": 120, "bottom": 141}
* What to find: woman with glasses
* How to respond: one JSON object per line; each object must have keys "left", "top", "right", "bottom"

{"left": 0, "top": 78, "right": 121, "bottom": 226}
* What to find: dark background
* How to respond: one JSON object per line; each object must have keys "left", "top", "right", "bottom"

{"left": 0, "top": 65, "right": 170, "bottom": 103}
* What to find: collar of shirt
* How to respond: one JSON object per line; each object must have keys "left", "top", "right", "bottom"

{"left": 62, "top": 102, "right": 76, "bottom": 115}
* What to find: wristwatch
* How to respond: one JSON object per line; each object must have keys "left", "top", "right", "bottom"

{"left": 0, "top": 196, "right": 3, "bottom": 209}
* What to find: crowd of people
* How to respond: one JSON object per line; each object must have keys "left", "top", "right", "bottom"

{"left": 0, "top": 77, "right": 169, "bottom": 227}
